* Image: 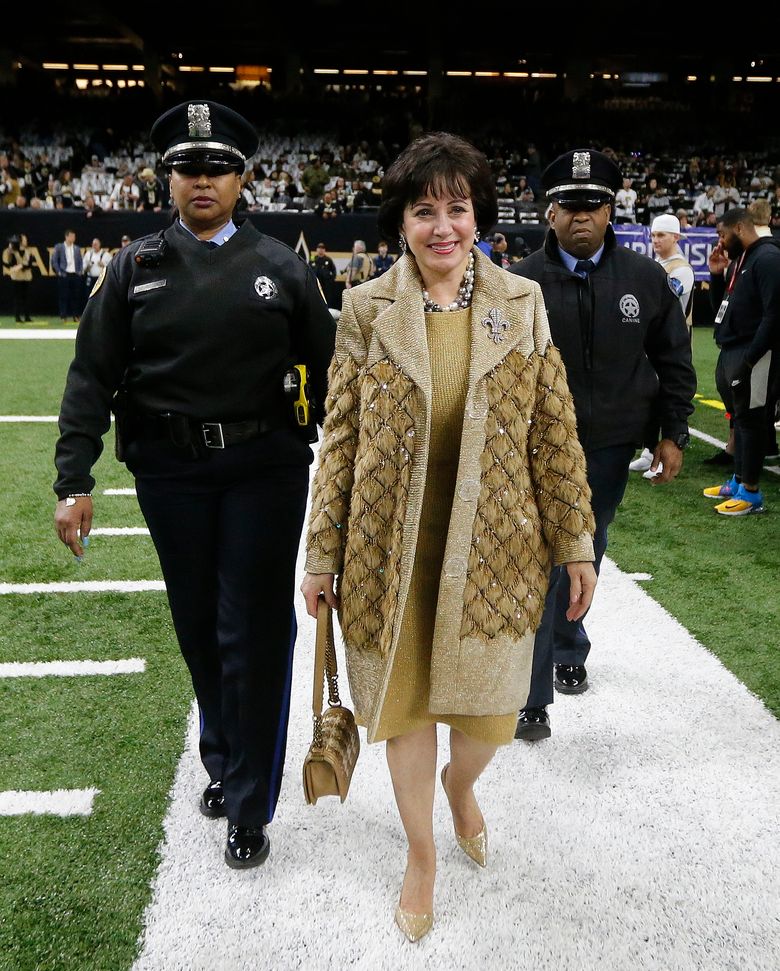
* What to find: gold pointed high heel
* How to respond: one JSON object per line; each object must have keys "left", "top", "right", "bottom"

{"left": 441, "top": 763, "right": 488, "bottom": 868}
{"left": 394, "top": 904, "right": 434, "bottom": 943}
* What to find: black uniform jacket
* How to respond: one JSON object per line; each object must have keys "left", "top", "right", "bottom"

{"left": 709, "top": 236, "right": 780, "bottom": 366}
{"left": 511, "top": 226, "right": 695, "bottom": 451}
{"left": 55, "top": 219, "right": 336, "bottom": 497}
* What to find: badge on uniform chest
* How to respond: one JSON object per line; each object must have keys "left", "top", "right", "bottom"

{"left": 254, "top": 275, "right": 278, "bottom": 300}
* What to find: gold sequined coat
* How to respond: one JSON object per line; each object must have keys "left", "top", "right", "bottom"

{"left": 305, "top": 248, "right": 594, "bottom": 741}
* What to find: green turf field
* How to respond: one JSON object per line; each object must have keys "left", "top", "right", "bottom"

{"left": 0, "top": 322, "right": 777, "bottom": 970}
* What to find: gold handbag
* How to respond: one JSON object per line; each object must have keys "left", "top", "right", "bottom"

{"left": 302, "top": 598, "right": 360, "bottom": 804}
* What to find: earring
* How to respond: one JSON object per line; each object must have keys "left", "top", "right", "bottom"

{"left": 474, "top": 229, "right": 481, "bottom": 243}
{"left": 398, "top": 233, "right": 407, "bottom": 255}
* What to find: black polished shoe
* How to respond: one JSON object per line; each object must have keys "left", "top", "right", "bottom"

{"left": 199, "top": 779, "right": 226, "bottom": 818}
{"left": 554, "top": 664, "right": 589, "bottom": 694}
{"left": 702, "top": 449, "right": 734, "bottom": 467}
{"left": 225, "top": 824, "right": 270, "bottom": 869}
{"left": 514, "top": 706, "right": 551, "bottom": 741}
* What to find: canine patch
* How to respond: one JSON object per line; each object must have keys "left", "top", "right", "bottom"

{"left": 89, "top": 266, "right": 106, "bottom": 298}
{"left": 254, "top": 276, "right": 278, "bottom": 300}
{"left": 619, "top": 293, "right": 640, "bottom": 322}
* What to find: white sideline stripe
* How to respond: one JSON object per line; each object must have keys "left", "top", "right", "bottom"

{"left": 625, "top": 572, "right": 653, "bottom": 581}
{"left": 0, "top": 329, "right": 77, "bottom": 339}
{"left": 0, "top": 415, "right": 59, "bottom": 422}
{"left": 103, "top": 488, "right": 137, "bottom": 496}
{"left": 91, "top": 527, "right": 150, "bottom": 536}
{"left": 0, "top": 580, "right": 165, "bottom": 594}
{"left": 0, "top": 788, "right": 99, "bottom": 816}
{"left": 0, "top": 658, "right": 146, "bottom": 678}
{"left": 690, "top": 426, "right": 726, "bottom": 448}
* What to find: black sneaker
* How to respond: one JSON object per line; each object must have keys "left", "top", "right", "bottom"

{"left": 702, "top": 449, "right": 734, "bottom": 467}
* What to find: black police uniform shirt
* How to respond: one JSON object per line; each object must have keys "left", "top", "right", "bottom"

{"left": 709, "top": 236, "right": 780, "bottom": 367}
{"left": 511, "top": 225, "right": 695, "bottom": 451}
{"left": 54, "top": 219, "right": 336, "bottom": 498}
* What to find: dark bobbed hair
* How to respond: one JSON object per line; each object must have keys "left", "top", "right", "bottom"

{"left": 377, "top": 132, "right": 498, "bottom": 242}
{"left": 718, "top": 206, "right": 752, "bottom": 228}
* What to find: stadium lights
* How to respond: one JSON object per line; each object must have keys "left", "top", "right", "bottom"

{"left": 132, "top": 65, "right": 144, "bottom": 71}
{"left": 73, "top": 64, "right": 99, "bottom": 71}
{"left": 732, "top": 76, "right": 743, "bottom": 81}
{"left": 504, "top": 72, "right": 529, "bottom": 78}
{"left": 373, "top": 70, "right": 398, "bottom": 75}
{"left": 687, "top": 75, "right": 697, "bottom": 82}
{"left": 75, "top": 79, "right": 88, "bottom": 89}
{"left": 446, "top": 71, "right": 473, "bottom": 77}
{"left": 43, "top": 63, "right": 69, "bottom": 70}
{"left": 209, "top": 67, "right": 234, "bottom": 73}
{"left": 102, "top": 64, "right": 129, "bottom": 71}
{"left": 179, "top": 66, "right": 205, "bottom": 73}
{"left": 531, "top": 72, "right": 557, "bottom": 79}
{"left": 475, "top": 72, "right": 500, "bottom": 77}
{"left": 403, "top": 70, "right": 427, "bottom": 76}
{"left": 746, "top": 76, "right": 772, "bottom": 82}
{"left": 314, "top": 68, "right": 339, "bottom": 74}
{"left": 344, "top": 69, "right": 369, "bottom": 75}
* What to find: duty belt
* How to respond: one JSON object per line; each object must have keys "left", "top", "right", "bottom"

{"left": 133, "top": 413, "right": 285, "bottom": 449}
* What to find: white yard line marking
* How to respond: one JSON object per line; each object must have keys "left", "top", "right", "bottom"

{"left": 0, "top": 581, "right": 165, "bottom": 595}
{"left": 0, "top": 416, "right": 59, "bottom": 422}
{"left": 91, "top": 527, "right": 149, "bottom": 536}
{"left": 0, "top": 658, "right": 146, "bottom": 678}
{"left": 625, "top": 572, "right": 653, "bottom": 581}
{"left": 0, "top": 788, "right": 100, "bottom": 816}
{"left": 0, "top": 329, "right": 77, "bottom": 339}
{"left": 690, "top": 426, "right": 779, "bottom": 477}
{"left": 103, "top": 488, "right": 137, "bottom": 496}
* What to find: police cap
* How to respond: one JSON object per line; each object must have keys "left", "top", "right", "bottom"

{"left": 150, "top": 100, "right": 258, "bottom": 172}
{"left": 542, "top": 149, "right": 622, "bottom": 207}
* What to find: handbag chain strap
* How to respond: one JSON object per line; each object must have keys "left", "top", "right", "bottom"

{"left": 312, "top": 598, "right": 343, "bottom": 746}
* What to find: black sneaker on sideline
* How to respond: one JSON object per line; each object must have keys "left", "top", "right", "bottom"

{"left": 702, "top": 449, "right": 734, "bottom": 467}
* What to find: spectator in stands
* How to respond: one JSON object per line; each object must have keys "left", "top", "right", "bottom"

{"left": 693, "top": 185, "right": 716, "bottom": 225}
{"left": 56, "top": 170, "right": 77, "bottom": 208}
{"left": 348, "top": 180, "right": 372, "bottom": 211}
{"left": 2, "top": 233, "right": 33, "bottom": 321}
{"left": 315, "top": 191, "right": 343, "bottom": 219}
{"left": 748, "top": 198, "right": 773, "bottom": 237}
{"left": 107, "top": 172, "right": 140, "bottom": 210}
{"left": 490, "top": 232, "right": 511, "bottom": 270}
{"left": 302, "top": 156, "right": 328, "bottom": 209}
{"left": 499, "top": 183, "right": 517, "bottom": 203}
{"left": 645, "top": 178, "right": 671, "bottom": 222}
{"left": 371, "top": 240, "right": 394, "bottom": 278}
{"left": 771, "top": 185, "right": 780, "bottom": 227}
{"left": 713, "top": 178, "right": 740, "bottom": 217}
{"left": 614, "top": 177, "right": 638, "bottom": 224}
{"left": 676, "top": 208, "right": 691, "bottom": 230}
{"left": 705, "top": 207, "right": 780, "bottom": 516}
{"left": 137, "top": 167, "right": 165, "bottom": 211}
{"left": 51, "top": 229, "right": 84, "bottom": 322}
{"left": 120, "top": 235, "right": 131, "bottom": 248}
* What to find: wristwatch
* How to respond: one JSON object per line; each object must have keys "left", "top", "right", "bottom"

{"left": 673, "top": 431, "right": 690, "bottom": 450}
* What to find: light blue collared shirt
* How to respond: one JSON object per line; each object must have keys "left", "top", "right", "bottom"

{"left": 178, "top": 218, "right": 238, "bottom": 245}
{"left": 558, "top": 242, "right": 605, "bottom": 277}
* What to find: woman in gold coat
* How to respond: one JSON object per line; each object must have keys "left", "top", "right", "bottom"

{"left": 302, "top": 133, "right": 597, "bottom": 941}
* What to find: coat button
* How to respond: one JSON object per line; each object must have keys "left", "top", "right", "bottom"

{"left": 443, "top": 556, "right": 468, "bottom": 578}
{"left": 457, "top": 478, "right": 481, "bottom": 502}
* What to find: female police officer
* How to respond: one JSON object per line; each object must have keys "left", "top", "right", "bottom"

{"left": 53, "top": 101, "right": 335, "bottom": 868}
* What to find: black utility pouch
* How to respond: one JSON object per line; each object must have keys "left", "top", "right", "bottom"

{"left": 111, "top": 387, "right": 129, "bottom": 461}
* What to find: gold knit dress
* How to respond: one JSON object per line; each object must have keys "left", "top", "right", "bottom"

{"left": 374, "top": 308, "right": 517, "bottom": 745}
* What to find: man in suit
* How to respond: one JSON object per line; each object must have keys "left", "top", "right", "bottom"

{"left": 51, "top": 229, "right": 84, "bottom": 322}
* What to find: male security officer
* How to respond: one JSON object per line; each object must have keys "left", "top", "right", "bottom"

{"left": 511, "top": 149, "right": 695, "bottom": 739}
{"left": 54, "top": 101, "right": 335, "bottom": 866}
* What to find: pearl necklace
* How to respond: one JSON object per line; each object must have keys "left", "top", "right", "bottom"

{"left": 421, "top": 252, "right": 475, "bottom": 312}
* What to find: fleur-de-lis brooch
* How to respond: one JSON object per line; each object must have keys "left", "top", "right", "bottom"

{"left": 482, "top": 308, "right": 510, "bottom": 344}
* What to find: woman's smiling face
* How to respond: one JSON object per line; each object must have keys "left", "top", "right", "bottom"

{"left": 401, "top": 190, "right": 476, "bottom": 282}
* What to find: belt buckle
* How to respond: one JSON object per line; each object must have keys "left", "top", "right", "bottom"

{"left": 201, "top": 422, "right": 225, "bottom": 449}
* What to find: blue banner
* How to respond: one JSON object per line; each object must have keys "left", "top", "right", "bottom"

{"left": 614, "top": 225, "right": 717, "bottom": 282}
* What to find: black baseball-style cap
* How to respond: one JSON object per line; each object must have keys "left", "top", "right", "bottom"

{"left": 150, "top": 100, "right": 258, "bottom": 172}
{"left": 542, "top": 149, "right": 622, "bottom": 209}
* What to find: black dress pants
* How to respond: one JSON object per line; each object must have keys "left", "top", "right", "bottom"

{"left": 127, "top": 430, "right": 311, "bottom": 827}
{"left": 716, "top": 344, "right": 777, "bottom": 485}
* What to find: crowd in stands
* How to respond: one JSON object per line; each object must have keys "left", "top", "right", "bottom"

{"left": 3, "top": 125, "right": 780, "bottom": 229}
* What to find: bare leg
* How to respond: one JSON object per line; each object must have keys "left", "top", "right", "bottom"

{"left": 444, "top": 728, "right": 497, "bottom": 838}
{"left": 386, "top": 724, "right": 438, "bottom": 914}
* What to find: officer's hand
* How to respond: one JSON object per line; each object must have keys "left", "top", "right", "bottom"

{"left": 565, "top": 561, "right": 597, "bottom": 622}
{"left": 646, "top": 439, "right": 683, "bottom": 485}
{"left": 708, "top": 241, "right": 729, "bottom": 275}
{"left": 54, "top": 496, "right": 93, "bottom": 558}
{"left": 301, "top": 572, "right": 339, "bottom": 617}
